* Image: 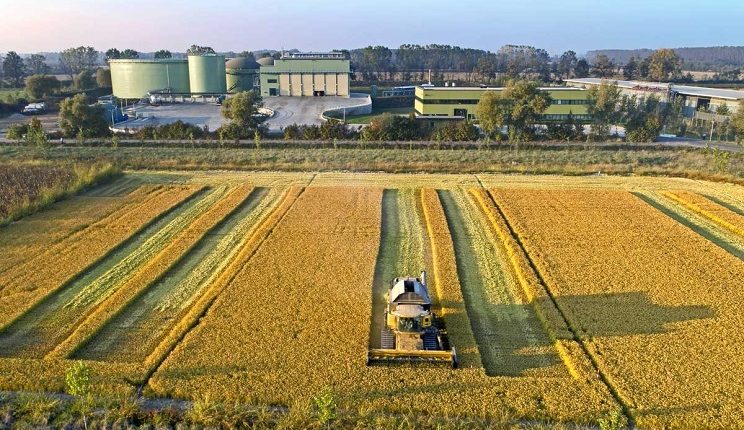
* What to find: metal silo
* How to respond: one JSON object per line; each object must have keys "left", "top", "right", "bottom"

{"left": 188, "top": 54, "right": 227, "bottom": 94}
{"left": 225, "top": 57, "right": 260, "bottom": 93}
{"left": 109, "top": 59, "right": 190, "bottom": 99}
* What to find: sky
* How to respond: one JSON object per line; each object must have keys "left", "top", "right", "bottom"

{"left": 1, "top": 0, "right": 743, "bottom": 55}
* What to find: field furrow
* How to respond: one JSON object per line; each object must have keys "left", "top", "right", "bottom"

{"left": 490, "top": 188, "right": 744, "bottom": 428}
{"left": 634, "top": 191, "right": 744, "bottom": 261}
{"left": 369, "top": 189, "right": 427, "bottom": 348}
{"left": 664, "top": 190, "right": 744, "bottom": 238}
{"left": 0, "top": 186, "right": 218, "bottom": 358}
{"left": 70, "top": 187, "right": 280, "bottom": 362}
{"left": 438, "top": 189, "right": 565, "bottom": 377}
{"left": 0, "top": 185, "right": 201, "bottom": 328}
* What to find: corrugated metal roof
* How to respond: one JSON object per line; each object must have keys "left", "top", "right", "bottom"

{"left": 565, "top": 78, "right": 744, "bottom": 100}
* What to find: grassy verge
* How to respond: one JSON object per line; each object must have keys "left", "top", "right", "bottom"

{"left": 1, "top": 144, "right": 741, "bottom": 184}
{"left": 0, "top": 162, "right": 121, "bottom": 226}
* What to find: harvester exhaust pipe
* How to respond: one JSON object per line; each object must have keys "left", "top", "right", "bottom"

{"left": 421, "top": 270, "right": 427, "bottom": 287}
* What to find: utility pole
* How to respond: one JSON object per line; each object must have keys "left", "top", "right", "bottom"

{"left": 710, "top": 120, "right": 715, "bottom": 142}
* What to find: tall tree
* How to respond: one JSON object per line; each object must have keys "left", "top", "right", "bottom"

{"left": 96, "top": 68, "right": 111, "bottom": 87}
{"left": 105, "top": 48, "right": 121, "bottom": 60}
{"left": 557, "top": 50, "right": 578, "bottom": 80}
{"left": 154, "top": 49, "right": 172, "bottom": 59}
{"left": 237, "top": 51, "right": 255, "bottom": 61}
{"left": 60, "top": 46, "right": 99, "bottom": 79}
{"left": 187, "top": 45, "right": 215, "bottom": 56}
{"left": 58, "top": 93, "right": 110, "bottom": 138}
{"left": 121, "top": 49, "right": 139, "bottom": 59}
{"left": 592, "top": 54, "right": 616, "bottom": 78}
{"left": 26, "top": 54, "right": 50, "bottom": 75}
{"left": 2, "top": 51, "right": 26, "bottom": 87}
{"left": 623, "top": 57, "right": 639, "bottom": 80}
{"left": 475, "top": 91, "right": 508, "bottom": 139}
{"left": 575, "top": 59, "right": 590, "bottom": 78}
{"left": 733, "top": 100, "right": 744, "bottom": 143}
{"left": 219, "top": 90, "right": 264, "bottom": 139}
{"left": 587, "top": 81, "right": 622, "bottom": 141}
{"left": 501, "top": 79, "right": 552, "bottom": 141}
{"left": 647, "top": 48, "right": 682, "bottom": 81}
{"left": 26, "top": 74, "right": 61, "bottom": 99}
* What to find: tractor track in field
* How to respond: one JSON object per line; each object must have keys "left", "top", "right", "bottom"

{"left": 633, "top": 191, "right": 744, "bottom": 261}
{"left": 71, "top": 187, "right": 276, "bottom": 362}
{"left": 0, "top": 187, "right": 217, "bottom": 358}
{"left": 137, "top": 186, "right": 307, "bottom": 396}
{"left": 368, "top": 189, "right": 427, "bottom": 349}
{"left": 438, "top": 189, "right": 563, "bottom": 377}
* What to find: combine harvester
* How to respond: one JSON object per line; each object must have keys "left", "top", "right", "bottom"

{"left": 367, "top": 271, "right": 458, "bottom": 368}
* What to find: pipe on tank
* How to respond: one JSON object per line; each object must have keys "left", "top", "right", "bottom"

{"left": 421, "top": 271, "right": 427, "bottom": 287}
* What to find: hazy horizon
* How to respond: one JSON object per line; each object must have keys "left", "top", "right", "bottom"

{"left": 1, "top": 0, "right": 742, "bottom": 55}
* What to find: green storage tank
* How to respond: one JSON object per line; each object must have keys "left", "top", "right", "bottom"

{"left": 225, "top": 57, "right": 260, "bottom": 93}
{"left": 188, "top": 54, "right": 227, "bottom": 94}
{"left": 109, "top": 59, "right": 190, "bottom": 99}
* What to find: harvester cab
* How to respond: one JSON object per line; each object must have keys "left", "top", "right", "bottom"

{"left": 367, "top": 271, "right": 458, "bottom": 368}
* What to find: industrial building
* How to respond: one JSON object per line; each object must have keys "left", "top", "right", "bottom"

{"left": 414, "top": 86, "right": 591, "bottom": 122}
{"left": 565, "top": 78, "right": 744, "bottom": 116}
{"left": 258, "top": 52, "right": 350, "bottom": 97}
{"left": 109, "top": 52, "right": 350, "bottom": 100}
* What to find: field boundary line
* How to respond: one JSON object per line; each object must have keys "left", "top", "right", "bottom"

{"left": 0, "top": 186, "right": 206, "bottom": 336}
{"left": 472, "top": 187, "right": 635, "bottom": 427}
{"left": 662, "top": 191, "right": 744, "bottom": 239}
{"left": 420, "top": 188, "right": 484, "bottom": 369}
{"left": 47, "top": 185, "right": 257, "bottom": 360}
{"left": 468, "top": 189, "right": 579, "bottom": 379}
{"left": 635, "top": 191, "right": 744, "bottom": 261}
{"left": 140, "top": 186, "right": 306, "bottom": 394}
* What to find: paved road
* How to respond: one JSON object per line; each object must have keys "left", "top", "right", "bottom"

{"left": 262, "top": 95, "right": 371, "bottom": 131}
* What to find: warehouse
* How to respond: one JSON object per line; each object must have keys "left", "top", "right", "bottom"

{"left": 414, "top": 86, "right": 591, "bottom": 122}
{"left": 109, "top": 51, "right": 350, "bottom": 100}
{"left": 258, "top": 52, "right": 350, "bottom": 97}
{"left": 565, "top": 78, "right": 744, "bottom": 116}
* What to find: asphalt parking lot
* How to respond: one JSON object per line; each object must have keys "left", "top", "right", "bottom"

{"left": 263, "top": 95, "right": 371, "bottom": 131}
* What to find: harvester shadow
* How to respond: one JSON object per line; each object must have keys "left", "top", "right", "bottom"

{"left": 538, "top": 291, "right": 715, "bottom": 338}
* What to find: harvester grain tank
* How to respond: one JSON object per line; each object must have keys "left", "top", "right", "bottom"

{"left": 367, "top": 271, "right": 457, "bottom": 367}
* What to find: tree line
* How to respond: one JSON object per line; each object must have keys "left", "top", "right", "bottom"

{"left": 588, "top": 46, "right": 744, "bottom": 71}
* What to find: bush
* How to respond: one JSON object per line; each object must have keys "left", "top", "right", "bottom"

{"left": 361, "top": 113, "right": 430, "bottom": 141}
{"left": 283, "top": 121, "right": 358, "bottom": 140}
{"left": 134, "top": 120, "right": 208, "bottom": 140}
{"left": 430, "top": 120, "right": 480, "bottom": 141}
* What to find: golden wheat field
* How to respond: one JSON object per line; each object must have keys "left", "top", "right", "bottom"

{"left": 1, "top": 171, "right": 744, "bottom": 429}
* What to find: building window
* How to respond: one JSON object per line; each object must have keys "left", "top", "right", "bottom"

{"left": 267, "top": 79, "right": 278, "bottom": 84}
{"left": 553, "top": 99, "right": 590, "bottom": 105}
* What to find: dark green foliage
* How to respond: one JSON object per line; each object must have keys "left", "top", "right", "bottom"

{"left": 431, "top": 120, "right": 480, "bottom": 141}
{"left": 361, "top": 113, "right": 430, "bottom": 141}
{"left": 283, "top": 121, "right": 357, "bottom": 140}
{"left": 546, "top": 113, "right": 585, "bottom": 141}
{"left": 26, "top": 74, "right": 61, "bottom": 99}
{"left": 134, "top": 120, "right": 208, "bottom": 140}
{"left": 58, "top": 93, "right": 110, "bottom": 138}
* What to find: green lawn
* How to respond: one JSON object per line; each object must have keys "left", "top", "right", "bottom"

{"left": 0, "top": 88, "right": 26, "bottom": 101}
{"left": 344, "top": 107, "right": 414, "bottom": 124}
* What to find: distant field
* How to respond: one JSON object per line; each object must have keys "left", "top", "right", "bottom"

{"left": 0, "top": 88, "right": 26, "bottom": 100}
{"left": 0, "top": 171, "right": 744, "bottom": 427}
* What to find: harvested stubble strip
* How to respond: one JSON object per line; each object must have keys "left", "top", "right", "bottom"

{"left": 47, "top": 184, "right": 257, "bottom": 359}
{"left": 663, "top": 190, "right": 744, "bottom": 239}
{"left": 0, "top": 185, "right": 202, "bottom": 328}
{"left": 419, "top": 188, "right": 482, "bottom": 368}
{"left": 0, "top": 185, "right": 162, "bottom": 275}
{"left": 143, "top": 186, "right": 304, "bottom": 373}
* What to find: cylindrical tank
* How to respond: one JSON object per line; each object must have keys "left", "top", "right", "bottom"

{"left": 188, "top": 54, "right": 227, "bottom": 94}
{"left": 109, "top": 59, "right": 190, "bottom": 99}
{"left": 225, "top": 57, "right": 260, "bottom": 93}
